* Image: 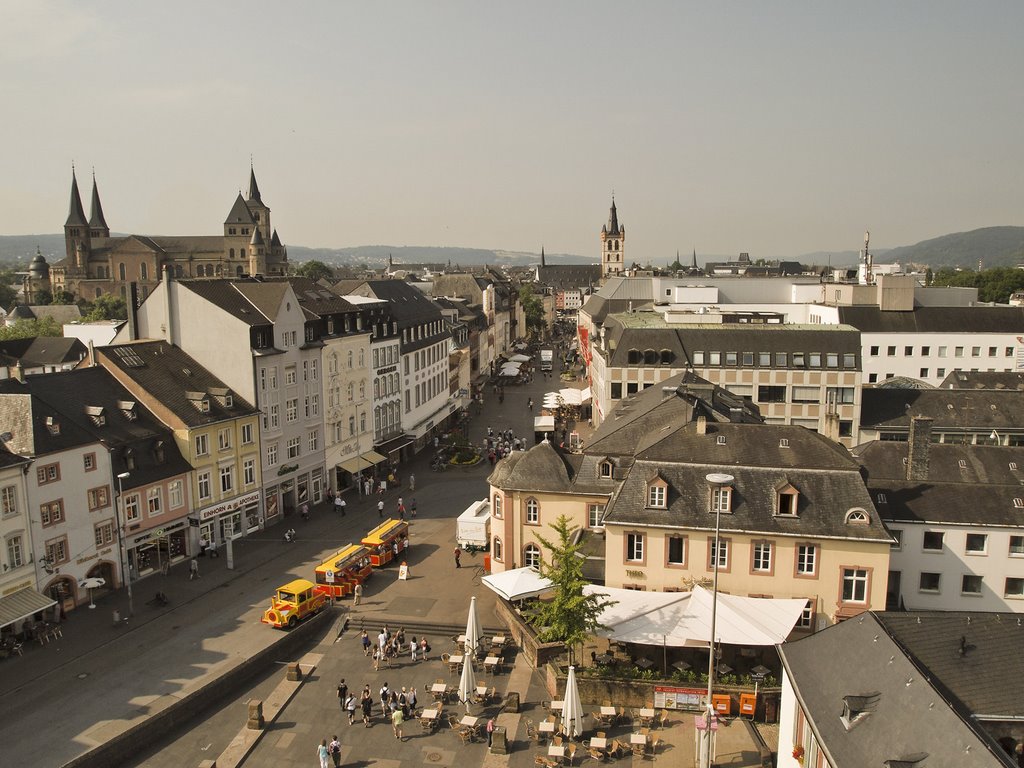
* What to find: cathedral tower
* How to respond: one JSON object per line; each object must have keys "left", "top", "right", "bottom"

{"left": 64, "top": 168, "right": 91, "bottom": 264}
{"left": 600, "top": 197, "right": 624, "bottom": 278}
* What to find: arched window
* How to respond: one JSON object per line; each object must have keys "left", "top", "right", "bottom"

{"left": 347, "top": 382, "right": 353, "bottom": 401}
{"left": 359, "top": 382, "right": 365, "bottom": 399}
{"left": 524, "top": 544, "right": 540, "bottom": 568}
{"left": 347, "top": 351, "right": 353, "bottom": 369}
{"left": 526, "top": 497, "right": 539, "bottom": 524}
{"left": 373, "top": 380, "right": 379, "bottom": 399}
{"left": 236, "top": 266, "right": 244, "bottom": 276}
{"left": 359, "top": 349, "right": 365, "bottom": 367}
{"left": 644, "top": 349, "right": 657, "bottom": 365}
{"left": 845, "top": 508, "right": 870, "bottom": 525}
{"left": 493, "top": 537, "right": 503, "bottom": 561}
{"left": 329, "top": 354, "right": 338, "bottom": 375}
{"left": 119, "top": 263, "right": 126, "bottom": 281}
{"left": 229, "top": 248, "right": 235, "bottom": 259}
{"left": 140, "top": 263, "right": 148, "bottom": 281}
{"left": 493, "top": 495, "right": 503, "bottom": 518}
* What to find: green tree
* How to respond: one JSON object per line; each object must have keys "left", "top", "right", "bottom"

{"left": 0, "top": 269, "right": 19, "bottom": 310}
{"left": 527, "top": 515, "right": 615, "bottom": 664}
{"left": 0, "top": 316, "right": 64, "bottom": 341}
{"left": 518, "top": 285, "right": 545, "bottom": 338}
{"left": 293, "top": 260, "right": 334, "bottom": 282}
{"left": 51, "top": 290, "right": 76, "bottom": 305}
{"left": 81, "top": 294, "right": 128, "bottom": 321}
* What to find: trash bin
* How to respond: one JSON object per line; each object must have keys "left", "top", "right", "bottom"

{"left": 112, "top": 609, "right": 121, "bottom": 625}
{"left": 712, "top": 694, "right": 732, "bottom": 716}
{"left": 483, "top": 554, "right": 491, "bottom": 573}
{"left": 740, "top": 693, "right": 757, "bottom": 717}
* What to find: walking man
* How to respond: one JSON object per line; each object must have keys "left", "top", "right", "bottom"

{"left": 353, "top": 582, "right": 362, "bottom": 606}
{"left": 411, "top": 498, "right": 417, "bottom": 518}
{"left": 454, "top": 546, "right": 462, "bottom": 569}
{"left": 335, "top": 494, "right": 346, "bottom": 516}
{"left": 337, "top": 678, "right": 348, "bottom": 713}
{"left": 189, "top": 557, "right": 200, "bottom": 580}
{"left": 377, "top": 499, "right": 384, "bottom": 518}
{"left": 329, "top": 736, "right": 341, "bottom": 768}
{"left": 391, "top": 707, "right": 404, "bottom": 740}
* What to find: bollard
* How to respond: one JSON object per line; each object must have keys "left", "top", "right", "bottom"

{"left": 247, "top": 699, "right": 265, "bottom": 730}
{"left": 112, "top": 609, "right": 120, "bottom": 625}
{"left": 287, "top": 662, "right": 302, "bottom": 681}
{"left": 490, "top": 725, "right": 508, "bottom": 754}
{"left": 501, "top": 691, "right": 521, "bottom": 713}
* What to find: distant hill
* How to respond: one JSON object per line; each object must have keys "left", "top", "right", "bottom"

{"left": 0, "top": 234, "right": 65, "bottom": 265}
{"left": 288, "top": 244, "right": 596, "bottom": 268}
{"left": 881, "top": 226, "right": 1024, "bottom": 270}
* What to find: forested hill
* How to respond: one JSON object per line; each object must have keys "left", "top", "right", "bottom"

{"left": 883, "top": 226, "right": 1024, "bottom": 270}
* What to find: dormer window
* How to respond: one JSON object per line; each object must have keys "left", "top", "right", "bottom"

{"left": 45, "top": 416, "right": 60, "bottom": 435}
{"left": 153, "top": 440, "right": 165, "bottom": 464}
{"left": 647, "top": 476, "right": 668, "bottom": 509}
{"left": 599, "top": 460, "right": 613, "bottom": 478}
{"left": 840, "top": 693, "right": 880, "bottom": 730}
{"left": 124, "top": 448, "right": 136, "bottom": 471}
{"left": 776, "top": 482, "right": 799, "bottom": 516}
{"left": 845, "top": 508, "right": 870, "bottom": 525}
{"left": 716, "top": 435, "right": 726, "bottom": 445}
{"left": 211, "top": 387, "right": 234, "bottom": 408}
{"left": 711, "top": 485, "right": 732, "bottom": 514}
{"left": 877, "top": 493, "right": 887, "bottom": 504}
{"left": 186, "top": 391, "right": 210, "bottom": 413}
{"left": 118, "top": 400, "right": 137, "bottom": 421}
{"left": 85, "top": 406, "right": 106, "bottom": 426}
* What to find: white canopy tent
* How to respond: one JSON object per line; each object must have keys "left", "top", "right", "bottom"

{"left": 583, "top": 585, "right": 807, "bottom": 647}
{"left": 510, "top": 353, "right": 531, "bottom": 362}
{"left": 481, "top": 566, "right": 554, "bottom": 602}
{"left": 499, "top": 362, "right": 522, "bottom": 376}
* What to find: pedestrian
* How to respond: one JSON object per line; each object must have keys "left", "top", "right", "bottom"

{"left": 411, "top": 498, "right": 417, "bottom": 518}
{"left": 361, "top": 686, "right": 373, "bottom": 726}
{"left": 377, "top": 499, "right": 384, "bottom": 518}
{"left": 408, "top": 686, "right": 418, "bottom": 711}
{"left": 380, "top": 682, "right": 390, "bottom": 711}
{"left": 189, "top": 557, "right": 200, "bottom": 580}
{"left": 397, "top": 499, "right": 405, "bottom": 520}
{"left": 345, "top": 692, "right": 357, "bottom": 724}
{"left": 391, "top": 707, "right": 404, "bottom": 740}
{"left": 364, "top": 478, "right": 372, "bottom": 496}
{"left": 360, "top": 629, "right": 371, "bottom": 655}
{"left": 335, "top": 494, "right": 346, "bottom": 516}
{"left": 420, "top": 636, "right": 430, "bottom": 660}
{"left": 371, "top": 646, "right": 382, "bottom": 671}
{"left": 454, "top": 546, "right": 462, "bottom": 568}
{"left": 392, "top": 540, "right": 399, "bottom": 559}
{"left": 198, "top": 536, "right": 208, "bottom": 557}
{"left": 317, "top": 738, "right": 329, "bottom": 768}
{"left": 337, "top": 678, "right": 348, "bottom": 712}
{"left": 353, "top": 582, "right": 362, "bottom": 606}
{"left": 329, "top": 735, "right": 342, "bottom": 768}
{"left": 487, "top": 716, "right": 496, "bottom": 747}
{"left": 409, "top": 473, "right": 415, "bottom": 491}
{"left": 410, "top": 635, "right": 418, "bottom": 662}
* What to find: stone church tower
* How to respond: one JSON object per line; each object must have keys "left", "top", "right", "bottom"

{"left": 600, "top": 198, "right": 624, "bottom": 279}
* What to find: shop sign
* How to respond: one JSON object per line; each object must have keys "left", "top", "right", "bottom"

{"left": 200, "top": 490, "right": 262, "bottom": 521}
{"left": 277, "top": 463, "right": 299, "bottom": 476}
{"left": 3, "top": 579, "right": 33, "bottom": 596}
{"left": 653, "top": 685, "right": 704, "bottom": 710}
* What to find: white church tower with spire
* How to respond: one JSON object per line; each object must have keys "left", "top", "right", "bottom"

{"left": 600, "top": 197, "right": 624, "bottom": 279}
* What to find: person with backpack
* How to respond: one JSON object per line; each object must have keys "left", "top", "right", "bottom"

{"left": 345, "top": 693, "right": 357, "bottom": 725}
{"left": 328, "top": 735, "right": 342, "bottom": 768}
{"left": 336, "top": 679, "right": 348, "bottom": 713}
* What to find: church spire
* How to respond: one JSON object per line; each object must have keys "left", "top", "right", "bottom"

{"left": 692, "top": 249, "right": 698, "bottom": 269}
{"left": 607, "top": 196, "right": 620, "bottom": 235}
{"left": 65, "top": 167, "right": 87, "bottom": 227}
{"left": 541, "top": 246, "right": 546, "bottom": 268}
{"left": 89, "top": 172, "right": 109, "bottom": 232}
{"left": 247, "top": 163, "right": 262, "bottom": 204}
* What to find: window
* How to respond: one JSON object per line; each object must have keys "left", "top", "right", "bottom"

{"left": 648, "top": 483, "right": 666, "bottom": 508}
{"left": 758, "top": 352, "right": 771, "bottom": 366}
{"left": 777, "top": 491, "right": 798, "bottom": 516}
{"left": 123, "top": 492, "right": 141, "bottom": 522}
{"left": 774, "top": 352, "right": 787, "bottom": 367}
{"left": 525, "top": 498, "right": 539, "bottom": 524}
{"left": 524, "top": 544, "right": 540, "bottom": 568}
{"left": 87, "top": 486, "right": 110, "bottom": 511}
{"left": 45, "top": 536, "right": 69, "bottom": 566}
{"left": 752, "top": 541, "right": 773, "bottom": 573}
{"left": 220, "top": 465, "right": 234, "bottom": 494}
{"left": 792, "top": 352, "right": 805, "bottom": 367}
{"left": 667, "top": 536, "right": 686, "bottom": 566}
{"left": 826, "top": 352, "right": 839, "bottom": 368}
{"left": 886, "top": 346, "right": 896, "bottom": 356}
{"left": 1007, "top": 347, "right": 1015, "bottom": 357}
{"left": 197, "top": 472, "right": 211, "bottom": 501}
{"left": 758, "top": 385, "right": 786, "bottom": 403}
{"left": 843, "top": 353, "right": 856, "bottom": 368}
{"left": 1, "top": 486, "right": 16, "bottom": 518}
{"left": 841, "top": 568, "right": 869, "bottom": 602}
{"left": 709, "top": 538, "right": 729, "bottom": 569}
{"left": 922, "top": 531, "right": 944, "bottom": 551}
{"left": 243, "top": 458, "right": 256, "bottom": 486}
{"left": 919, "top": 368, "right": 929, "bottom": 378}
{"left": 218, "top": 428, "right": 232, "bottom": 451}
{"left": 267, "top": 443, "right": 278, "bottom": 466}
{"left": 796, "top": 599, "right": 814, "bottom": 629}
{"left": 742, "top": 352, "right": 754, "bottom": 366}
{"left": 919, "top": 572, "right": 941, "bottom": 592}
{"left": 825, "top": 387, "right": 855, "bottom": 405}
{"left": 626, "top": 532, "right": 645, "bottom": 562}
{"left": 286, "top": 398, "right": 298, "bottom": 422}
{"left": 493, "top": 537, "right": 502, "bottom": 561}
{"left": 796, "top": 544, "right": 817, "bottom": 576}
{"left": 169, "top": 480, "right": 184, "bottom": 509}
{"left": 599, "top": 461, "right": 612, "bottom": 478}
{"left": 241, "top": 423, "right": 254, "bottom": 445}
{"left": 791, "top": 386, "right": 820, "bottom": 404}
{"left": 287, "top": 437, "right": 300, "bottom": 459}
{"left": 965, "top": 533, "right": 987, "bottom": 554}
{"left": 1010, "top": 536, "right": 1024, "bottom": 556}
{"left": 844, "top": 508, "right": 869, "bottom": 524}
{"left": 938, "top": 346, "right": 947, "bottom": 357}
{"left": 195, "top": 434, "right": 209, "bottom": 457}
{"left": 492, "top": 495, "right": 502, "bottom": 519}
{"left": 890, "top": 529, "right": 903, "bottom": 550}
{"left": 955, "top": 346, "right": 964, "bottom": 357}
{"left": 708, "top": 351, "right": 721, "bottom": 365}
{"left": 692, "top": 351, "right": 705, "bottom": 366}
{"left": 40, "top": 500, "right": 64, "bottom": 526}
{"left": 711, "top": 486, "right": 732, "bottom": 514}
{"left": 308, "top": 430, "right": 318, "bottom": 452}
{"left": 285, "top": 367, "right": 296, "bottom": 385}
{"left": 36, "top": 463, "right": 60, "bottom": 485}
{"left": 961, "top": 575, "right": 983, "bottom": 595}
{"left": 588, "top": 504, "right": 605, "bottom": 528}
{"left": 1005, "top": 578, "right": 1024, "bottom": 598}
{"left": 971, "top": 346, "right": 981, "bottom": 357}
{"left": 83, "top": 452, "right": 96, "bottom": 471}
{"left": 6, "top": 534, "right": 24, "bottom": 569}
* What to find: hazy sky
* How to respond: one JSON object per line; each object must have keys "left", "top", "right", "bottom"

{"left": 3, "top": 1, "right": 1023, "bottom": 260}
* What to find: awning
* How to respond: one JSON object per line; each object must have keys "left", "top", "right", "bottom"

{"left": 375, "top": 435, "right": 414, "bottom": 456}
{"left": 534, "top": 415, "right": 555, "bottom": 432}
{"left": 337, "top": 450, "right": 388, "bottom": 475}
{"left": 583, "top": 585, "right": 807, "bottom": 647}
{"left": 0, "top": 587, "right": 57, "bottom": 630}
{"left": 482, "top": 566, "right": 554, "bottom": 602}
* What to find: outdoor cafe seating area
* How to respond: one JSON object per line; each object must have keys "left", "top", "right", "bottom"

{"left": 1, "top": 619, "right": 64, "bottom": 659}
{"left": 526, "top": 698, "right": 672, "bottom": 764}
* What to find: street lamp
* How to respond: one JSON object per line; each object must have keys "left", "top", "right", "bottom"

{"left": 700, "top": 472, "right": 734, "bottom": 768}
{"left": 115, "top": 471, "right": 134, "bottom": 617}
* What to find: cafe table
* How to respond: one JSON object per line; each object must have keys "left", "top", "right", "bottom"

{"left": 538, "top": 720, "right": 557, "bottom": 733}
{"left": 599, "top": 706, "right": 617, "bottom": 717}
{"left": 548, "top": 745, "right": 566, "bottom": 759}
{"left": 484, "top": 655, "right": 501, "bottom": 673}
{"left": 590, "top": 737, "right": 608, "bottom": 750}
{"left": 550, "top": 700, "right": 565, "bottom": 712}
{"left": 460, "top": 715, "right": 480, "bottom": 729}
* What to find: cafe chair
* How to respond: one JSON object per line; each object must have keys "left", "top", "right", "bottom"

{"left": 656, "top": 710, "right": 669, "bottom": 729}
{"left": 565, "top": 743, "right": 577, "bottom": 766}
{"left": 586, "top": 744, "right": 606, "bottom": 762}
{"left": 647, "top": 737, "right": 661, "bottom": 758}
{"left": 447, "top": 714, "right": 461, "bottom": 731}
{"left": 459, "top": 727, "right": 475, "bottom": 744}
{"left": 609, "top": 740, "right": 628, "bottom": 759}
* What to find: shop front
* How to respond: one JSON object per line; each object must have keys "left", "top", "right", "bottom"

{"left": 198, "top": 490, "right": 262, "bottom": 549}
{"left": 126, "top": 518, "right": 189, "bottom": 580}
{"left": 375, "top": 435, "right": 414, "bottom": 467}
{"left": 335, "top": 451, "right": 387, "bottom": 495}
{"left": 263, "top": 466, "right": 324, "bottom": 525}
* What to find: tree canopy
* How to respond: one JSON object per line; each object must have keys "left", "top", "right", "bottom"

{"left": 931, "top": 266, "right": 1024, "bottom": 303}
{"left": 292, "top": 260, "right": 334, "bottom": 282}
{"left": 527, "top": 514, "right": 615, "bottom": 663}
{"left": 81, "top": 294, "right": 128, "bottom": 322}
{"left": 0, "top": 316, "right": 63, "bottom": 341}
{"left": 518, "top": 285, "right": 545, "bottom": 337}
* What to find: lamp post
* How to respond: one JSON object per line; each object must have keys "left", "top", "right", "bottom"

{"left": 700, "top": 472, "right": 734, "bottom": 768}
{"left": 115, "top": 471, "right": 134, "bottom": 617}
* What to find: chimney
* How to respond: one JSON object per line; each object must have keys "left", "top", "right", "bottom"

{"left": 696, "top": 414, "right": 707, "bottom": 435}
{"left": 126, "top": 282, "right": 139, "bottom": 341}
{"left": 907, "top": 416, "right": 933, "bottom": 481}
{"left": 88, "top": 340, "right": 96, "bottom": 367}
{"left": 163, "top": 265, "right": 175, "bottom": 346}
{"left": 729, "top": 407, "right": 743, "bottom": 423}
{"left": 12, "top": 361, "right": 24, "bottom": 382}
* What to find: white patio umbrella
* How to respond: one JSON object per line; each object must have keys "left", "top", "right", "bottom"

{"left": 510, "top": 353, "right": 531, "bottom": 362}
{"left": 562, "top": 664, "right": 585, "bottom": 739}
{"left": 464, "top": 595, "right": 483, "bottom": 658}
{"left": 458, "top": 654, "right": 477, "bottom": 713}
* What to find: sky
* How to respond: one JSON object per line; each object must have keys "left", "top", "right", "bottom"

{"left": 2, "top": 1, "right": 1023, "bottom": 261}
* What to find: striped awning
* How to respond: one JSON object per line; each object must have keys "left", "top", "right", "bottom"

{"left": 337, "top": 451, "right": 388, "bottom": 475}
{"left": 0, "top": 587, "right": 57, "bottom": 629}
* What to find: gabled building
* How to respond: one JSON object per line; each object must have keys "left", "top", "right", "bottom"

{"left": 0, "top": 448, "right": 45, "bottom": 634}
{"left": 96, "top": 341, "right": 260, "bottom": 551}
{"left": 856, "top": 419, "right": 1024, "bottom": 613}
{"left": 124, "top": 273, "right": 326, "bottom": 525}
{"left": 779, "top": 611, "right": 1022, "bottom": 767}
{"left": 0, "top": 337, "right": 88, "bottom": 378}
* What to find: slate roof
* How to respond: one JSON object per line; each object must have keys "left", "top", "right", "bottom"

{"left": 6, "top": 305, "right": 83, "bottom": 325}
{"left": 837, "top": 305, "right": 1024, "bottom": 334}
{"left": 0, "top": 447, "right": 29, "bottom": 470}
{"left": 487, "top": 440, "right": 577, "bottom": 493}
{"left": 180, "top": 279, "right": 278, "bottom": 325}
{"left": 99, "top": 341, "right": 257, "bottom": 427}
{"left": 780, "top": 611, "right": 1014, "bottom": 768}
{"left": 0, "top": 380, "right": 97, "bottom": 456}
{"left": 224, "top": 193, "right": 255, "bottom": 226}
{"left": 579, "top": 294, "right": 652, "bottom": 324}
{"left": 270, "top": 276, "right": 358, "bottom": 315}
{"left": 536, "top": 264, "right": 601, "bottom": 292}
{"left": 430, "top": 274, "right": 485, "bottom": 304}
{"left": 860, "top": 388, "right": 1024, "bottom": 431}
{"left": 940, "top": 370, "right": 1024, "bottom": 391}
{"left": 345, "top": 280, "right": 444, "bottom": 326}
{"left": 856, "top": 442, "right": 1024, "bottom": 526}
